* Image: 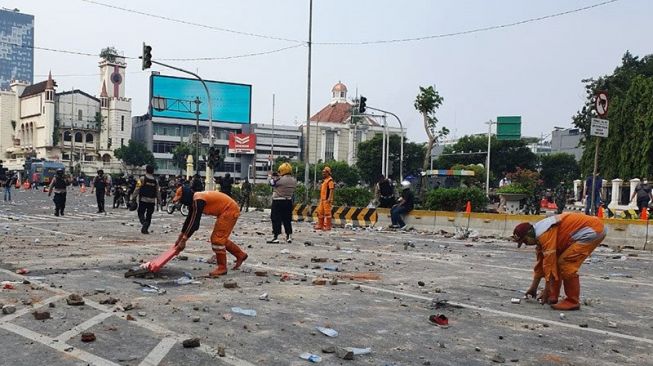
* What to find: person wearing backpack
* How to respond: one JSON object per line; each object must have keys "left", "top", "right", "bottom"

{"left": 91, "top": 170, "right": 109, "bottom": 213}
{"left": 48, "top": 169, "right": 70, "bottom": 216}
{"left": 630, "top": 179, "right": 653, "bottom": 216}
{"left": 376, "top": 175, "right": 395, "bottom": 208}
{"left": 131, "top": 165, "right": 160, "bottom": 234}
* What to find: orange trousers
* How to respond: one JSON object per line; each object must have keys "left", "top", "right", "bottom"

{"left": 210, "top": 208, "right": 240, "bottom": 246}
{"left": 557, "top": 237, "right": 603, "bottom": 280}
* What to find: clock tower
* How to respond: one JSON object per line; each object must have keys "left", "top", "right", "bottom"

{"left": 99, "top": 54, "right": 126, "bottom": 98}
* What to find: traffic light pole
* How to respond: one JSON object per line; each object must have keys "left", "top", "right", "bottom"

{"left": 150, "top": 60, "right": 215, "bottom": 189}
{"left": 365, "top": 106, "right": 404, "bottom": 182}
{"left": 303, "top": 0, "right": 313, "bottom": 202}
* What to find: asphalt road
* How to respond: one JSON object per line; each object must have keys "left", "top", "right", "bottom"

{"left": 1, "top": 188, "right": 652, "bottom": 365}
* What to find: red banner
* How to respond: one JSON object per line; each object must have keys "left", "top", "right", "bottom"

{"left": 228, "top": 133, "right": 256, "bottom": 154}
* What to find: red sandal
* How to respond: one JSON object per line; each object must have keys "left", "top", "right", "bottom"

{"left": 429, "top": 314, "right": 449, "bottom": 328}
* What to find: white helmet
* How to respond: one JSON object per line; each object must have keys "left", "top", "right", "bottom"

{"left": 400, "top": 180, "right": 411, "bottom": 189}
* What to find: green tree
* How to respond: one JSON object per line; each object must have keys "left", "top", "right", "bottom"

{"left": 356, "top": 134, "right": 425, "bottom": 184}
{"left": 435, "top": 135, "right": 537, "bottom": 186}
{"left": 414, "top": 85, "right": 449, "bottom": 170}
{"left": 171, "top": 142, "right": 192, "bottom": 175}
{"left": 539, "top": 153, "right": 580, "bottom": 188}
{"left": 114, "top": 140, "right": 156, "bottom": 172}
{"left": 315, "top": 161, "right": 360, "bottom": 187}
{"left": 99, "top": 46, "right": 119, "bottom": 62}
{"left": 572, "top": 52, "right": 653, "bottom": 179}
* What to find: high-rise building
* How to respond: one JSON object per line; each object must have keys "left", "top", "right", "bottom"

{"left": 0, "top": 8, "right": 34, "bottom": 89}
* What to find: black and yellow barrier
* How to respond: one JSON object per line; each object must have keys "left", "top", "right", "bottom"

{"left": 292, "top": 204, "right": 377, "bottom": 227}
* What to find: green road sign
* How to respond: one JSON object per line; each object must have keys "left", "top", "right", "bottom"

{"left": 497, "top": 116, "right": 521, "bottom": 140}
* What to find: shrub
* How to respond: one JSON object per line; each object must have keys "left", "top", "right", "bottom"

{"left": 424, "top": 187, "right": 489, "bottom": 212}
{"left": 333, "top": 187, "right": 374, "bottom": 207}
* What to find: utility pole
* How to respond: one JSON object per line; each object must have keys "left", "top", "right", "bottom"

{"left": 271, "top": 93, "right": 275, "bottom": 172}
{"left": 303, "top": 0, "right": 313, "bottom": 202}
{"left": 70, "top": 87, "right": 74, "bottom": 172}
{"left": 365, "top": 106, "right": 404, "bottom": 181}
{"left": 485, "top": 120, "right": 495, "bottom": 197}
{"left": 193, "top": 97, "right": 201, "bottom": 176}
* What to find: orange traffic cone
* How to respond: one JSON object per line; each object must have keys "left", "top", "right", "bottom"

{"left": 597, "top": 205, "right": 604, "bottom": 218}
{"left": 641, "top": 208, "right": 649, "bottom": 221}
{"left": 80, "top": 183, "right": 86, "bottom": 193}
{"left": 465, "top": 201, "right": 472, "bottom": 214}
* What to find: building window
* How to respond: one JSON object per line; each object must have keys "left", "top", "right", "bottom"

{"left": 121, "top": 138, "right": 124, "bottom": 147}
{"left": 121, "top": 116, "right": 124, "bottom": 131}
{"left": 85, "top": 133, "right": 94, "bottom": 143}
{"left": 324, "top": 131, "right": 335, "bottom": 161}
{"left": 78, "top": 110, "right": 83, "bottom": 121}
{"left": 63, "top": 131, "right": 72, "bottom": 142}
{"left": 74, "top": 132, "right": 83, "bottom": 143}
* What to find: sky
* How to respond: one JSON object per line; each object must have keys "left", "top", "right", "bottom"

{"left": 4, "top": 0, "right": 652, "bottom": 143}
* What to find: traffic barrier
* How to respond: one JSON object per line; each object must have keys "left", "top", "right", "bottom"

{"left": 292, "top": 204, "right": 377, "bottom": 227}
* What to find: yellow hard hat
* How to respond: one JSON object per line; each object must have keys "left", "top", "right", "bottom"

{"left": 322, "top": 166, "right": 331, "bottom": 174}
{"left": 278, "top": 162, "right": 292, "bottom": 176}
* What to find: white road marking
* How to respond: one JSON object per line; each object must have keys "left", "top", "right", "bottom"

{"left": 0, "top": 322, "right": 121, "bottom": 366}
{"left": 138, "top": 337, "right": 177, "bottom": 366}
{"left": 247, "top": 263, "right": 653, "bottom": 346}
{"left": 0, "top": 294, "right": 65, "bottom": 324}
{"left": 54, "top": 312, "right": 114, "bottom": 342}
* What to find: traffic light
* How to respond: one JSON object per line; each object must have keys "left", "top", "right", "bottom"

{"left": 207, "top": 146, "right": 221, "bottom": 169}
{"left": 358, "top": 96, "right": 367, "bottom": 114}
{"left": 141, "top": 43, "right": 152, "bottom": 70}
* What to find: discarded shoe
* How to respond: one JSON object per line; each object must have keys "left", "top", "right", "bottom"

{"left": 124, "top": 266, "right": 151, "bottom": 278}
{"left": 429, "top": 314, "right": 449, "bottom": 328}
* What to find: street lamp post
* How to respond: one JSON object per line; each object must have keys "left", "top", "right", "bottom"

{"left": 365, "top": 106, "right": 404, "bottom": 182}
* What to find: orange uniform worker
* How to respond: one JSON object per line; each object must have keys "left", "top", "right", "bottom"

{"left": 512, "top": 212, "right": 607, "bottom": 311}
{"left": 314, "top": 166, "right": 335, "bottom": 231}
{"left": 173, "top": 186, "right": 248, "bottom": 277}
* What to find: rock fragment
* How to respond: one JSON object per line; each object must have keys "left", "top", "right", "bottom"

{"left": 66, "top": 294, "right": 85, "bottom": 306}
{"left": 182, "top": 338, "right": 200, "bottom": 348}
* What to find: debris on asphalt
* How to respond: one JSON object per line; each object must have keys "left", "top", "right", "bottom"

{"left": 323, "top": 265, "right": 338, "bottom": 271}
{"left": 192, "top": 316, "right": 200, "bottom": 323}
{"left": 312, "top": 278, "right": 327, "bottom": 286}
{"left": 559, "top": 313, "right": 566, "bottom": 320}
{"left": 223, "top": 280, "right": 238, "bottom": 289}
{"left": 579, "top": 323, "right": 588, "bottom": 328}
{"left": 254, "top": 271, "right": 268, "bottom": 277}
{"left": 299, "top": 352, "right": 322, "bottom": 363}
{"left": 99, "top": 297, "right": 119, "bottom": 305}
{"left": 511, "top": 298, "right": 521, "bottom": 304}
{"left": 222, "top": 313, "right": 233, "bottom": 321}
{"left": 231, "top": 307, "right": 256, "bottom": 317}
{"left": 608, "top": 321, "right": 618, "bottom": 328}
{"left": 133, "top": 281, "right": 166, "bottom": 295}
{"left": 259, "top": 293, "right": 269, "bottom": 301}
{"left": 418, "top": 281, "right": 425, "bottom": 286}
{"left": 322, "top": 346, "right": 336, "bottom": 354}
{"left": 81, "top": 332, "right": 96, "bottom": 342}
{"left": 2, "top": 305, "right": 16, "bottom": 315}
{"left": 491, "top": 353, "right": 506, "bottom": 363}
{"left": 346, "top": 347, "right": 371, "bottom": 355}
{"left": 336, "top": 347, "right": 354, "bottom": 360}
{"left": 316, "top": 326, "right": 338, "bottom": 337}
{"left": 311, "top": 257, "right": 328, "bottom": 263}
{"left": 217, "top": 345, "right": 226, "bottom": 357}
{"left": 32, "top": 311, "right": 50, "bottom": 320}
{"left": 182, "top": 338, "right": 200, "bottom": 348}
{"left": 15, "top": 268, "right": 29, "bottom": 274}
{"left": 66, "top": 293, "right": 85, "bottom": 306}
{"left": 429, "top": 314, "right": 449, "bottom": 328}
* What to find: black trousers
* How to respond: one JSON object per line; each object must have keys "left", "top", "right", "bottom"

{"left": 240, "top": 193, "right": 250, "bottom": 212}
{"left": 53, "top": 192, "right": 66, "bottom": 214}
{"left": 271, "top": 199, "right": 293, "bottom": 237}
{"left": 96, "top": 190, "right": 105, "bottom": 212}
{"left": 138, "top": 201, "right": 155, "bottom": 231}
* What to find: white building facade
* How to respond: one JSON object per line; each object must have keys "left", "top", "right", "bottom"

{"left": 251, "top": 123, "right": 301, "bottom": 181}
{"left": 0, "top": 53, "right": 132, "bottom": 174}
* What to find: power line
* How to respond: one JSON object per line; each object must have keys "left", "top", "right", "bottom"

{"left": 158, "top": 44, "right": 304, "bottom": 61}
{"left": 315, "top": 0, "right": 620, "bottom": 45}
{"left": 79, "top": 0, "right": 304, "bottom": 44}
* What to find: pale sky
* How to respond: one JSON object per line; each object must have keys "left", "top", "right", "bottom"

{"left": 6, "top": 0, "right": 652, "bottom": 142}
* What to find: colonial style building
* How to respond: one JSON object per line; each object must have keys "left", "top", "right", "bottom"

{"left": 300, "top": 82, "right": 402, "bottom": 165}
{"left": 0, "top": 53, "right": 132, "bottom": 173}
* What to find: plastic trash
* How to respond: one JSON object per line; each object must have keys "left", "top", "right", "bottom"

{"left": 175, "top": 277, "right": 194, "bottom": 285}
{"left": 231, "top": 307, "right": 256, "bottom": 317}
{"left": 346, "top": 347, "right": 372, "bottom": 355}
{"left": 316, "top": 326, "right": 338, "bottom": 337}
{"left": 299, "top": 353, "right": 322, "bottom": 363}
{"left": 323, "top": 265, "right": 339, "bottom": 271}
{"left": 259, "top": 293, "right": 269, "bottom": 301}
{"left": 280, "top": 249, "right": 290, "bottom": 254}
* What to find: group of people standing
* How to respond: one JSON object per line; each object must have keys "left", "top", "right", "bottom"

{"left": 375, "top": 175, "right": 415, "bottom": 230}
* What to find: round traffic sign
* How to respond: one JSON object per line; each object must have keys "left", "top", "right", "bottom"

{"left": 595, "top": 92, "right": 608, "bottom": 117}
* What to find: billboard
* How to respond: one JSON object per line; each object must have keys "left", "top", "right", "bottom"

{"left": 228, "top": 133, "right": 256, "bottom": 154}
{"left": 150, "top": 74, "right": 251, "bottom": 124}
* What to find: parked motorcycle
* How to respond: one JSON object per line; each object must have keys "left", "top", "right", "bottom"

{"left": 166, "top": 201, "right": 188, "bottom": 216}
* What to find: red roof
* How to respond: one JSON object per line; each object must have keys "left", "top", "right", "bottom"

{"left": 310, "top": 102, "right": 352, "bottom": 124}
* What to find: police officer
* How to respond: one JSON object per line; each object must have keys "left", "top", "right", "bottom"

{"left": 48, "top": 169, "right": 69, "bottom": 216}
{"left": 131, "top": 165, "right": 160, "bottom": 234}
{"left": 91, "top": 170, "right": 109, "bottom": 213}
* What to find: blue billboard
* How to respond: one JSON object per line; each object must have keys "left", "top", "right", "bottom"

{"left": 150, "top": 74, "right": 251, "bottom": 124}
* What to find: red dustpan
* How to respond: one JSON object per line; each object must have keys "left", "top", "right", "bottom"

{"left": 125, "top": 244, "right": 180, "bottom": 278}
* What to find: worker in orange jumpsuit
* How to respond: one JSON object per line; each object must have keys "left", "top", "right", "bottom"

{"left": 172, "top": 186, "right": 248, "bottom": 277}
{"left": 314, "top": 166, "right": 335, "bottom": 231}
{"left": 512, "top": 212, "right": 607, "bottom": 311}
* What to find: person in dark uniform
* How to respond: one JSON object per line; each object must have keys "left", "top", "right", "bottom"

{"left": 48, "top": 169, "right": 70, "bottom": 216}
{"left": 131, "top": 165, "right": 160, "bottom": 234}
{"left": 240, "top": 178, "right": 252, "bottom": 212}
{"left": 91, "top": 170, "right": 109, "bottom": 213}
{"left": 221, "top": 173, "right": 233, "bottom": 197}
{"left": 375, "top": 175, "right": 396, "bottom": 208}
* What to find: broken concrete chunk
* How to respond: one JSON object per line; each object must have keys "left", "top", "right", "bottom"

{"left": 182, "top": 338, "right": 200, "bottom": 348}
{"left": 217, "top": 345, "right": 226, "bottom": 357}
{"left": 322, "top": 346, "right": 336, "bottom": 354}
{"left": 491, "top": 354, "right": 506, "bottom": 363}
{"left": 2, "top": 305, "right": 16, "bottom": 315}
{"left": 99, "top": 297, "right": 119, "bottom": 305}
{"left": 336, "top": 347, "right": 354, "bottom": 360}
{"left": 254, "top": 271, "right": 268, "bottom": 277}
{"left": 81, "top": 332, "right": 96, "bottom": 342}
{"left": 312, "top": 278, "right": 327, "bottom": 286}
{"left": 311, "top": 257, "right": 328, "bottom": 263}
{"left": 32, "top": 311, "right": 51, "bottom": 320}
{"left": 66, "top": 294, "right": 85, "bottom": 306}
{"left": 223, "top": 280, "right": 238, "bottom": 289}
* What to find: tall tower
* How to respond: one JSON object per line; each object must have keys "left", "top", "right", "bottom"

{"left": 98, "top": 52, "right": 132, "bottom": 157}
{"left": 331, "top": 81, "right": 348, "bottom": 104}
{"left": 43, "top": 71, "right": 55, "bottom": 147}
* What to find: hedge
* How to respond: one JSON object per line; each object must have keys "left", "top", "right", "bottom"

{"left": 423, "top": 187, "right": 488, "bottom": 212}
